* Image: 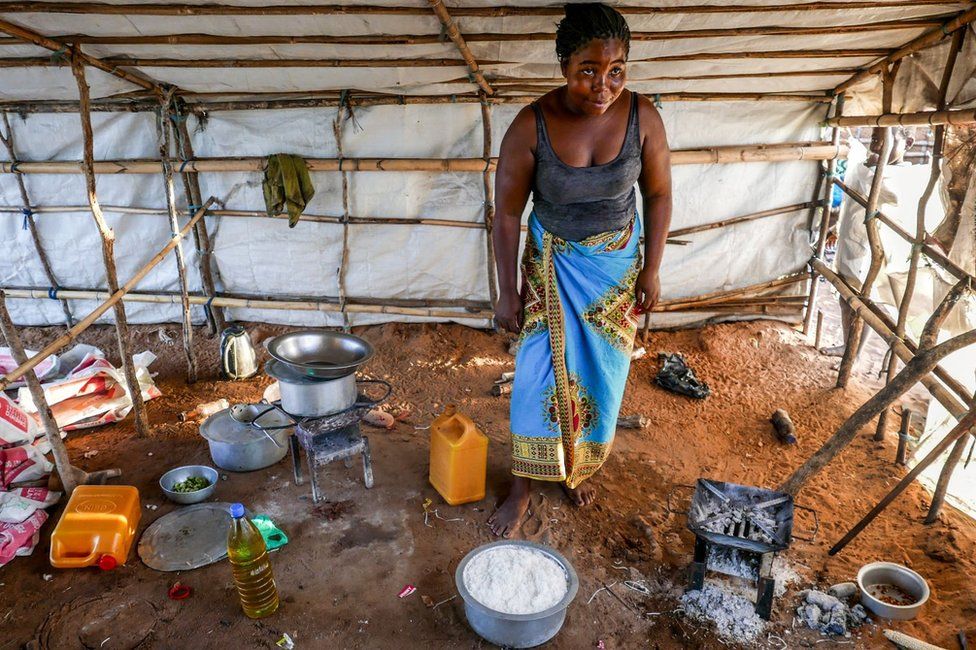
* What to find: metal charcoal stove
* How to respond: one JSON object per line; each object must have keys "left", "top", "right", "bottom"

{"left": 668, "top": 478, "right": 818, "bottom": 620}
{"left": 258, "top": 378, "right": 391, "bottom": 504}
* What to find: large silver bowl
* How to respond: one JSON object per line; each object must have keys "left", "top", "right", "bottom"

{"left": 455, "top": 540, "right": 579, "bottom": 648}
{"left": 857, "top": 561, "right": 929, "bottom": 621}
{"left": 265, "top": 330, "right": 374, "bottom": 379}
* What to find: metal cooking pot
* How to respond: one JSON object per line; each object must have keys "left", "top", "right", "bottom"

{"left": 265, "top": 359, "right": 357, "bottom": 417}
{"left": 200, "top": 403, "right": 291, "bottom": 472}
{"left": 265, "top": 330, "right": 374, "bottom": 379}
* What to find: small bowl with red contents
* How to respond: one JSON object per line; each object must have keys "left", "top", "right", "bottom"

{"left": 856, "top": 561, "right": 929, "bottom": 620}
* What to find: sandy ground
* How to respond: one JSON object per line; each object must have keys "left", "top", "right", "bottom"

{"left": 2, "top": 294, "right": 974, "bottom": 649}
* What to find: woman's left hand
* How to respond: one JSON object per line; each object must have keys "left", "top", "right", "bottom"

{"left": 635, "top": 266, "right": 660, "bottom": 314}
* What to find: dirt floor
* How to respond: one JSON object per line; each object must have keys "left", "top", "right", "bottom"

{"left": 2, "top": 292, "right": 975, "bottom": 649}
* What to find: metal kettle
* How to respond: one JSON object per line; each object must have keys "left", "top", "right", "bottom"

{"left": 220, "top": 325, "right": 258, "bottom": 380}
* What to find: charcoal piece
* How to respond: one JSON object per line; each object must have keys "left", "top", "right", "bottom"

{"left": 848, "top": 604, "right": 870, "bottom": 627}
{"left": 828, "top": 582, "right": 859, "bottom": 601}
{"left": 655, "top": 352, "right": 710, "bottom": 399}
{"left": 824, "top": 606, "right": 848, "bottom": 636}
{"left": 796, "top": 603, "right": 822, "bottom": 630}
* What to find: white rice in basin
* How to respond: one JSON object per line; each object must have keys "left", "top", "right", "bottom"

{"left": 462, "top": 546, "right": 568, "bottom": 615}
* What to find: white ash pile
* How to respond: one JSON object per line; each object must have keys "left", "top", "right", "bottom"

{"left": 795, "top": 584, "right": 870, "bottom": 637}
{"left": 706, "top": 546, "right": 802, "bottom": 597}
{"left": 680, "top": 584, "right": 766, "bottom": 642}
{"left": 691, "top": 499, "right": 778, "bottom": 544}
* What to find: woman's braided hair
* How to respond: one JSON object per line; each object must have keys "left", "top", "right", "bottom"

{"left": 555, "top": 3, "right": 631, "bottom": 63}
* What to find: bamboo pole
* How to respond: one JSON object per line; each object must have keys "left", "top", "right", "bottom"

{"left": 171, "top": 100, "right": 226, "bottom": 336}
{"left": 0, "top": 2, "right": 962, "bottom": 16}
{"left": 829, "top": 406, "right": 976, "bottom": 554}
{"left": 814, "top": 260, "right": 971, "bottom": 419}
{"left": 333, "top": 101, "right": 352, "bottom": 329}
{"left": 489, "top": 69, "right": 860, "bottom": 85}
{"left": 0, "top": 199, "right": 215, "bottom": 392}
{"left": 479, "top": 95, "right": 498, "bottom": 309}
{"left": 156, "top": 97, "right": 197, "bottom": 383}
{"left": 835, "top": 6, "right": 976, "bottom": 94}
{"left": 0, "top": 93, "right": 832, "bottom": 114}
{"left": 428, "top": 0, "right": 493, "bottom": 96}
{"left": 0, "top": 56, "right": 476, "bottom": 69}
{"left": 803, "top": 94, "right": 845, "bottom": 335}
{"left": 833, "top": 178, "right": 974, "bottom": 283}
{"left": 925, "top": 429, "right": 971, "bottom": 523}
{"left": 70, "top": 53, "right": 149, "bottom": 437}
{"left": 0, "top": 286, "right": 802, "bottom": 318}
{"left": 836, "top": 125, "right": 892, "bottom": 388}
{"left": 0, "top": 143, "right": 846, "bottom": 175}
{"left": 825, "top": 108, "right": 976, "bottom": 128}
{"left": 0, "top": 19, "right": 161, "bottom": 92}
{"left": 781, "top": 269, "right": 975, "bottom": 496}
{"left": 670, "top": 201, "right": 821, "bottom": 238}
{"left": 0, "top": 112, "right": 74, "bottom": 328}
{"left": 876, "top": 29, "right": 964, "bottom": 442}
{"left": 814, "top": 310, "right": 824, "bottom": 349}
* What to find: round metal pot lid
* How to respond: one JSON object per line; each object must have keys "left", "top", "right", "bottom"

{"left": 138, "top": 502, "right": 242, "bottom": 571}
{"left": 200, "top": 405, "right": 292, "bottom": 444}
{"left": 265, "top": 359, "right": 347, "bottom": 385}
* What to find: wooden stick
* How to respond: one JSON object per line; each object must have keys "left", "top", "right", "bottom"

{"left": 0, "top": 143, "right": 846, "bottom": 175}
{"left": 0, "top": 200, "right": 215, "bottom": 392}
{"left": 333, "top": 101, "right": 352, "bottom": 329}
{"left": 428, "top": 0, "right": 493, "bottom": 96}
{"left": 876, "top": 29, "right": 964, "bottom": 442}
{"left": 156, "top": 97, "right": 197, "bottom": 383}
{"left": 490, "top": 68, "right": 860, "bottom": 84}
{"left": 828, "top": 407, "right": 976, "bottom": 555}
{"left": 0, "top": 92, "right": 832, "bottom": 114}
{"left": 803, "top": 94, "right": 845, "bottom": 335}
{"left": 0, "top": 112, "right": 74, "bottom": 328}
{"left": 480, "top": 94, "right": 499, "bottom": 309}
{"left": 0, "top": 56, "right": 477, "bottom": 69}
{"left": 70, "top": 53, "right": 149, "bottom": 437}
{"left": 0, "top": 2, "right": 961, "bottom": 16}
{"left": 896, "top": 408, "right": 913, "bottom": 466}
{"left": 836, "top": 125, "right": 892, "bottom": 388}
{"left": 814, "top": 310, "right": 824, "bottom": 349}
{"left": 815, "top": 260, "right": 972, "bottom": 418}
{"left": 835, "top": 6, "right": 976, "bottom": 94}
{"left": 925, "top": 432, "right": 970, "bottom": 523}
{"left": 825, "top": 108, "right": 976, "bottom": 127}
{"left": 781, "top": 272, "right": 975, "bottom": 496}
{"left": 171, "top": 100, "right": 226, "bottom": 335}
{"left": 833, "top": 178, "right": 974, "bottom": 283}
{"left": 0, "top": 19, "right": 161, "bottom": 92}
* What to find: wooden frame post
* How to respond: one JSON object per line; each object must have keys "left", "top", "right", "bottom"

{"left": 876, "top": 29, "right": 966, "bottom": 441}
{"left": 157, "top": 95, "right": 198, "bottom": 382}
{"left": 0, "top": 112, "right": 74, "bottom": 328}
{"left": 803, "top": 94, "right": 844, "bottom": 335}
{"left": 70, "top": 52, "right": 150, "bottom": 437}
{"left": 172, "top": 99, "right": 226, "bottom": 336}
{"left": 479, "top": 94, "right": 499, "bottom": 311}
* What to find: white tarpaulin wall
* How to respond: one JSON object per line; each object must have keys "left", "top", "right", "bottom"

{"left": 0, "top": 99, "right": 822, "bottom": 327}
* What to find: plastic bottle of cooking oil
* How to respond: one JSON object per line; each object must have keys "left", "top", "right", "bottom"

{"left": 227, "top": 503, "right": 279, "bottom": 618}
{"left": 429, "top": 405, "right": 488, "bottom": 505}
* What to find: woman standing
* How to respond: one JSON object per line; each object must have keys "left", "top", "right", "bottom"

{"left": 488, "top": 3, "right": 672, "bottom": 537}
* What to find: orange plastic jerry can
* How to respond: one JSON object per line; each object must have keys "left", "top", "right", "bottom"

{"left": 429, "top": 405, "right": 488, "bottom": 506}
{"left": 50, "top": 485, "right": 141, "bottom": 570}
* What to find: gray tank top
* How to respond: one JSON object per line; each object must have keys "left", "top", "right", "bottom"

{"left": 531, "top": 92, "right": 641, "bottom": 241}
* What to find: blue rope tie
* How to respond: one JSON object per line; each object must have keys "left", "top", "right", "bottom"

{"left": 450, "top": 94, "right": 457, "bottom": 103}
{"left": 179, "top": 160, "right": 191, "bottom": 173}
{"left": 47, "top": 286, "right": 59, "bottom": 300}
{"left": 652, "top": 93, "right": 662, "bottom": 109}
{"left": 203, "top": 295, "right": 216, "bottom": 318}
{"left": 21, "top": 207, "right": 32, "bottom": 230}
{"left": 864, "top": 209, "right": 880, "bottom": 224}
{"left": 10, "top": 161, "right": 19, "bottom": 173}
{"left": 187, "top": 204, "right": 202, "bottom": 214}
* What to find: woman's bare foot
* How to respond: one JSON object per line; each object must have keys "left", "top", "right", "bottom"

{"left": 561, "top": 481, "right": 596, "bottom": 506}
{"left": 488, "top": 476, "right": 531, "bottom": 538}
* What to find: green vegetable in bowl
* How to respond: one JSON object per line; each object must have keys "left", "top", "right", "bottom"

{"left": 172, "top": 476, "right": 212, "bottom": 493}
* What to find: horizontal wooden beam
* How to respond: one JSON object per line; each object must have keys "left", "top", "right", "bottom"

{"left": 0, "top": 91, "right": 831, "bottom": 113}
{"left": 0, "top": 56, "right": 477, "bottom": 68}
{"left": 825, "top": 108, "right": 976, "bottom": 127}
{"left": 835, "top": 6, "right": 976, "bottom": 93}
{"left": 0, "top": 143, "right": 845, "bottom": 175}
{"left": 0, "top": 2, "right": 963, "bottom": 16}
{"left": 489, "top": 68, "right": 858, "bottom": 85}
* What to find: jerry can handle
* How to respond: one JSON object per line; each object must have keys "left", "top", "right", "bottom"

{"left": 665, "top": 484, "right": 697, "bottom": 516}
{"left": 790, "top": 504, "right": 820, "bottom": 542}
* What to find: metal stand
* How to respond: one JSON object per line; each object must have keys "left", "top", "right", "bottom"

{"left": 291, "top": 423, "right": 373, "bottom": 503}
{"left": 687, "top": 534, "right": 777, "bottom": 621}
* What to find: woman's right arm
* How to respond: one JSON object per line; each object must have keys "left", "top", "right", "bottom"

{"left": 492, "top": 107, "right": 537, "bottom": 334}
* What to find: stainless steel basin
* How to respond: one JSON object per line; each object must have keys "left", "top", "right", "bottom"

{"left": 265, "top": 330, "right": 374, "bottom": 379}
